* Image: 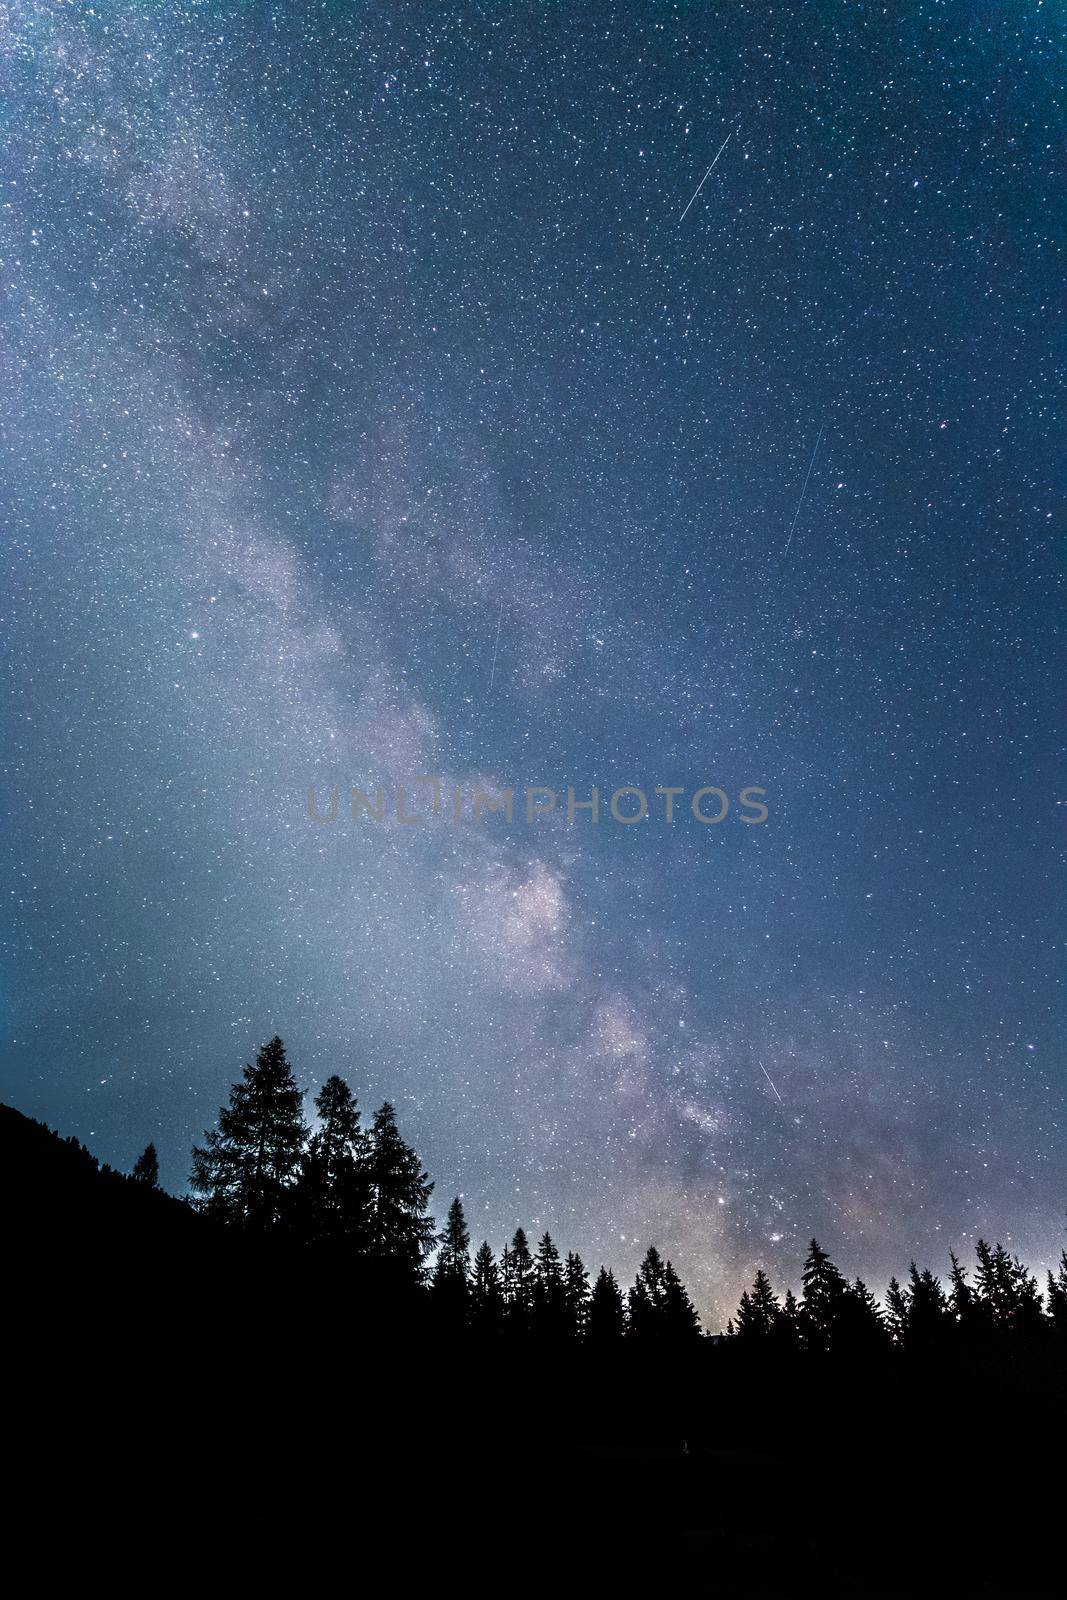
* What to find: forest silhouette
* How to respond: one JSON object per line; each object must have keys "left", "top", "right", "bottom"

{"left": 6, "top": 1034, "right": 1064, "bottom": 1586}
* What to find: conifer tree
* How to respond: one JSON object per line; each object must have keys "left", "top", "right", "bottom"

{"left": 948, "top": 1252, "right": 978, "bottom": 1330}
{"left": 131, "top": 1143, "right": 159, "bottom": 1189}
{"left": 771, "top": 1288, "right": 803, "bottom": 1353}
{"left": 627, "top": 1246, "right": 699, "bottom": 1338}
{"left": 431, "top": 1196, "right": 471, "bottom": 1326}
{"left": 662, "top": 1259, "right": 702, "bottom": 1338}
{"left": 563, "top": 1251, "right": 591, "bottom": 1337}
{"left": 885, "top": 1277, "right": 909, "bottom": 1345}
{"left": 974, "top": 1239, "right": 1044, "bottom": 1336}
{"left": 587, "top": 1267, "right": 625, "bottom": 1341}
{"left": 1046, "top": 1251, "right": 1067, "bottom": 1339}
{"left": 365, "top": 1101, "right": 435, "bottom": 1279}
{"left": 298, "top": 1075, "right": 370, "bottom": 1251}
{"left": 905, "top": 1263, "right": 948, "bottom": 1349}
{"left": 735, "top": 1268, "right": 779, "bottom": 1341}
{"left": 503, "top": 1227, "right": 535, "bottom": 1330}
{"left": 627, "top": 1245, "right": 667, "bottom": 1338}
{"left": 835, "top": 1277, "right": 888, "bottom": 1354}
{"left": 500, "top": 1242, "right": 515, "bottom": 1306}
{"left": 533, "top": 1232, "right": 567, "bottom": 1336}
{"left": 190, "top": 1036, "right": 307, "bottom": 1229}
{"left": 470, "top": 1241, "right": 505, "bottom": 1335}
{"left": 800, "top": 1238, "right": 850, "bottom": 1353}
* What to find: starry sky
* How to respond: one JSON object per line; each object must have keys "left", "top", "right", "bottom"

{"left": 1, "top": 0, "right": 1062, "bottom": 1326}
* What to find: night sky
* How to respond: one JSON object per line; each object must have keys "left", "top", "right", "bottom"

{"left": 2, "top": 1, "right": 1062, "bottom": 1326}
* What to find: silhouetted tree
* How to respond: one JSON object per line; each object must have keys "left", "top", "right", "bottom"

{"left": 563, "top": 1251, "right": 590, "bottom": 1338}
{"left": 662, "top": 1259, "right": 702, "bottom": 1338}
{"left": 298, "top": 1075, "right": 370, "bottom": 1252}
{"left": 801, "top": 1239, "right": 850, "bottom": 1353}
{"left": 903, "top": 1263, "right": 948, "bottom": 1350}
{"left": 885, "top": 1276, "right": 909, "bottom": 1345}
{"left": 735, "top": 1268, "right": 779, "bottom": 1342}
{"left": 626, "top": 1246, "right": 698, "bottom": 1338}
{"left": 587, "top": 1267, "right": 625, "bottom": 1342}
{"left": 948, "top": 1252, "right": 978, "bottom": 1333}
{"left": 1047, "top": 1250, "right": 1067, "bottom": 1339}
{"left": 627, "top": 1245, "right": 667, "bottom": 1338}
{"left": 771, "top": 1288, "right": 804, "bottom": 1354}
{"left": 365, "top": 1102, "right": 435, "bottom": 1279}
{"left": 432, "top": 1196, "right": 471, "bottom": 1328}
{"left": 131, "top": 1143, "right": 159, "bottom": 1189}
{"left": 533, "top": 1232, "right": 567, "bottom": 1336}
{"left": 503, "top": 1227, "right": 535, "bottom": 1330}
{"left": 470, "top": 1240, "right": 505, "bottom": 1336}
{"left": 835, "top": 1277, "right": 888, "bottom": 1355}
{"left": 190, "top": 1036, "right": 307, "bottom": 1229}
{"left": 975, "top": 1239, "right": 1044, "bottom": 1337}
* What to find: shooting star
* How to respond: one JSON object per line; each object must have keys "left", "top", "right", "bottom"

{"left": 782, "top": 421, "right": 825, "bottom": 559}
{"left": 758, "top": 1060, "right": 784, "bottom": 1106}
{"left": 488, "top": 603, "right": 503, "bottom": 692}
{"left": 678, "top": 126, "right": 738, "bottom": 223}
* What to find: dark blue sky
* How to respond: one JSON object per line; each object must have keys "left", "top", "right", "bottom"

{"left": 1, "top": 0, "right": 1062, "bottom": 1323}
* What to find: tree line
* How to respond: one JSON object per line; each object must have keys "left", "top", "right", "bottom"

{"left": 167, "top": 1035, "right": 1067, "bottom": 1348}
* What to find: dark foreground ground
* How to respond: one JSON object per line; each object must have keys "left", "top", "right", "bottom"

{"left": 6, "top": 1104, "right": 1063, "bottom": 1590}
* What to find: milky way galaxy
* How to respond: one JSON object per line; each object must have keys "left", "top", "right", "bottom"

{"left": 1, "top": 1, "right": 1062, "bottom": 1326}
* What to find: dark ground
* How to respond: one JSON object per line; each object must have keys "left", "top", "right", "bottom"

{"left": 6, "top": 1104, "right": 1062, "bottom": 1590}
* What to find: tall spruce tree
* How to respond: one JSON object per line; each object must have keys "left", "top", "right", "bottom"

{"left": 904, "top": 1263, "right": 948, "bottom": 1349}
{"left": 587, "top": 1267, "right": 625, "bottom": 1341}
{"left": 800, "top": 1238, "right": 850, "bottom": 1353}
{"left": 771, "top": 1287, "right": 803, "bottom": 1353}
{"left": 948, "top": 1252, "right": 978, "bottom": 1331}
{"left": 298, "top": 1075, "right": 370, "bottom": 1251}
{"left": 563, "top": 1251, "right": 591, "bottom": 1338}
{"left": 736, "top": 1268, "right": 779, "bottom": 1341}
{"left": 662, "top": 1259, "right": 702, "bottom": 1338}
{"left": 1046, "top": 1250, "right": 1067, "bottom": 1339}
{"left": 470, "top": 1241, "right": 506, "bottom": 1335}
{"left": 533, "top": 1232, "right": 567, "bottom": 1336}
{"left": 835, "top": 1277, "right": 888, "bottom": 1354}
{"left": 884, "top": 1276, "right": 909, "bottom": 1345}
{"left": 627, "top": 1246, "right": 667, "bottom": 1338}
{"left": 431, "top": 1196, "right": 471, "bottom": 1327}
{"left": 131, "top": 1143, "right": 159, "bottom": 1188}
{"left": 365, "top": 1101, "right": 435, "bottom": 1279}
{"left": 504, "top": 1227, "right": 535, "bottom": 1330}
{"left": 190, "top": 1036, "right": 307, "bottom": 1229}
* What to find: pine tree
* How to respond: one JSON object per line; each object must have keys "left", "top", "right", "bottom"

{"left": 835, "top": 1277, "right": 888, "bottom": 1354}
{"left": 365, "top": 1102, "right": 435, "bottom": 1279}
{"left": 735, "top": 1268, "right": 779, "bottom": 1341}
{"left": 587, "top": 1267, "right": 625, "bottom": 1341}
{"left": 800, "top": 1239, "right": 850, "bottom": 1353}
{"left": 470, "top": 1241, "right": 506, "bottom": 1336}
{"left": 628, "top": 1245, "right": 668, "bottom": 1338}
{"left": 975, "top": 1239, "right": 1012, "bottom": 1328}
{"left": 905, "top": 1263, "right": 948, "bottom": 1349}
{"left": 948, "top": 1252, "right": 978, "bottom": 1330}
{"left": 532, "top": 1232, "right": 567, "bottom": 1336}
{"left": 503, "top": 1227, "right": 535, "bottom": 1330}
{"left": 298, "top": 1075, "right": 370, "bottom": 1251}
{"left": 1046, "top": 1250, "right": 1067, "bottom": 1339}
{"left": 771, "top": 1288, "right": 803, "bottom": 1353}
{"left": 563, "top": 1251, "right": 591, "bottom": 1338}
{"left": 885, "top": 1277, "right": 909, "bottom": 1345}
{"left": 662, "top": 1259, "right": 702, "bottom": 1338}
{"left": 627, "top": 1246, "right": 699, "bottom": 1338}
{"left": 131, "top": 1143, "right": 159, "bottom": 1189}
{"left": 190, "top": 1036, "right": 307, "bottom": 1229}
{"left": 431, "top": 1196, "right": 471, "bottom": 1327}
